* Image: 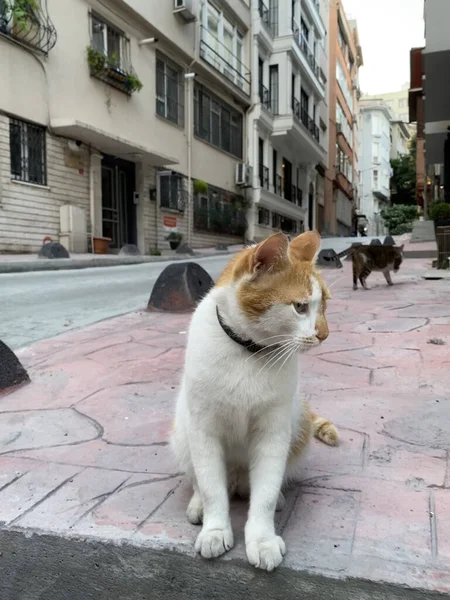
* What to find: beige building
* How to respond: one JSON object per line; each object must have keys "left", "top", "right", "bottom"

{"left": 363, "top": 84, "right": 416, "bottom": 137}
{"left": 390, "top": 120, "right": 411, "bottom": 160}
{"left": 0, "top": 0, "right": 254, "bottom": 253}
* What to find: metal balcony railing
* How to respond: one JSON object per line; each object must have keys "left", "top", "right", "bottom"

{"left": 275, "top": 174, "right": 282, "bottom": 196}
{"left": 291, "top": 185, "right": 298, "bottom": 203}
{"left": 259, "top": 164, "right": 270, "bottom": 189}
{"left": 258, "top": 0, "right": 278, "bottom": 36}
{"left": 259, "top": 82, "right": 271, "bottom": 112}
{"left": 0, "top": 0, "right": 57, "bottom": 53}
{"left": 292, "top": 98, "right": 320, "bottom": 143}
{"left": 200, "top": 26, "right": 250, "bottom": 95}
{"left": 291, "top": 18, "right": 321, "bottom": 82}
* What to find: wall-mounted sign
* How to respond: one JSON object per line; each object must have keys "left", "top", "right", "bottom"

{"left": 163, "top": 215, "right": 177, "bottom": 231}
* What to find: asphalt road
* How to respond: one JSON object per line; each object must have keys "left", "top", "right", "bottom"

{"left": 0, "top": 255, "right": 231, "bottom": 350}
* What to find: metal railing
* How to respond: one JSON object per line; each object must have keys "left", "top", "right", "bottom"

{"left": 291, "top": 18, "right": 321, "bottom": 82}
{"left": 259, "top": 164, "right": 270, "bottom": 189}
{"left": 259, "top": 82, "right": 272, "bottom": 112}
{"left": 0, "top": 0, "right": 57, "bottom": 53}
{"left": 291, "top": 185, "right": 298, "bottom": 203}
{"left": 258, "top": 0, "right": 278, "bottom": 36}
{"left": 292, "top": 98, "right": 320, "bottom": 143}
{"left": 200, "top": 26, "right": 250, "bottom": 95}
{"left": 274, "top": 174, "right": 282, "bottom": 196}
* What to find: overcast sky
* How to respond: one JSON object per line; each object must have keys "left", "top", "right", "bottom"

{"left": 341, "top": 0, "right": 425, "bottom": 95}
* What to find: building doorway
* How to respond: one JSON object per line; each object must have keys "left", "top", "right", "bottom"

{"left": 101, "top": 156, "right": 137, "bottom": 251}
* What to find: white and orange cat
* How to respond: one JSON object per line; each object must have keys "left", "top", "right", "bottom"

{"left": 171, "top": 230, "right": 338, "bottom": 572}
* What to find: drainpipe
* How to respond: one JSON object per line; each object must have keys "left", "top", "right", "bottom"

{"left": 89, "top": 148, "right": 95, "bottom": 253}
{"left": 185, "top": 22, "right": 198, "bottom": 248}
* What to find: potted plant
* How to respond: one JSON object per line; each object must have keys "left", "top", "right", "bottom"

{"left": 165, "top": 231, "right": 183, "bottom": 250}
{"left": 9, "top": 0, "right": 40, "bottom": 39}
{"left": 87, "top": 46, "right": 106, "bottom": 76}
{"left": 428, "top": 201, "right": 450, "bottom": 231}
{"left": 124, "top": 72, "right": 143, "bottom": 93}
{"left": 194, "top": 179, "right": 208, "bottom": 195}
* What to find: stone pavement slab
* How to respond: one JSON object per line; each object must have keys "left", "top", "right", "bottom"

{"left": 0, "top": 258, "right": 450, "bottom": 598}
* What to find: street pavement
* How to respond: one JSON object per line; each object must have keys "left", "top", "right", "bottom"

{"left": 0, "top": 254, "right": 231, "bottom": 350}
{"left": 0, "top": 256, "right": 449, "bottom": 598}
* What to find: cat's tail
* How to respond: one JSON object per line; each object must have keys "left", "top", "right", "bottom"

{"left": 311, "top": 412, "right": 340, "bottom": 447}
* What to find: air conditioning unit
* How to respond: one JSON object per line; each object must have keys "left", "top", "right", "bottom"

{"left": 236, "top": 163, "right": 253, "bottom": 187}
{"left": 173, "top": 0, "right": 196, "bottom": 22}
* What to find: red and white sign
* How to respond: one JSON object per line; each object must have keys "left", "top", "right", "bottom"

{"left": 163, "top": 215, "right": 177, "bottom": 231}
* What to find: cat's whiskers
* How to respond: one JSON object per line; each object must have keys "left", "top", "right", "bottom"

{"left": 244, "top": 340, "right": 292, "bottom": 364}
{"left": 257, "top": 341, "right": 297, "bottom": 376}
{"left": 276, "top": 343, "right": 300, "bottom": 375}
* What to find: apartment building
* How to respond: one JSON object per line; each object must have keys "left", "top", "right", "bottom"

{"left": 390, "top": 120, "right": 411, "bottom": 160}
{"left": 359, "top": 100, "right": 391, "bottom": 236}
{"left": 245, "top": 0, "right": 329, "bottom": 242}
{"left": 325, "top": 1, "right": 363, "bottom": 237}
{"left": 364, "top": 86, "right": 410, "bottom": 126}
{"left": 409, "top": 46, "right": 426, "bottom": 211}
{"left": 0, "top": 0, "right": 253, "bottom": 253}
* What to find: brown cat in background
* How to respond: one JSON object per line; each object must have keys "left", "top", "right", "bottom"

{"left": 326, "top": 244, "right": 405, "bottom": 290}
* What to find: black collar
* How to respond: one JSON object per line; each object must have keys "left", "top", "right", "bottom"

{"left": 216, "top": 306, "right": 270, "bottom": 354}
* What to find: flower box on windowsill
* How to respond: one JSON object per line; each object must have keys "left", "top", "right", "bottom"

{"left": 86, "top": 47, "right": 143, "bottom": 95}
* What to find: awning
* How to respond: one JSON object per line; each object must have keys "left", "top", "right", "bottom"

{"left": 51, "top": 119, "right": 179, "bottom": 167}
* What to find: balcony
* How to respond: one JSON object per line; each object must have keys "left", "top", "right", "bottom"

{"left": 200, "top": 26, "right": 250, "bottom": 96}
{"left": 292, "top": 98, "right": 320, "bottom": 143}
{"left": 259, "top": 164, "right": 269, "bottom": 189}
{"left": 0, "top": 0, "right": 57, "bottom": 53}
{"left": 259, "top": 82, "right": 272, "bottom": 113}
{"left": 290, "top": 19, "right": 325, "bottom": 95}
{"left": 87, "top": 46, "right": 142, "bottom": 95}
{"left": 258, "top": 0, "right": 278, "bottom": 37}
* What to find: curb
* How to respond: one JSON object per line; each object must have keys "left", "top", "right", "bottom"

{"left": 0, "top": 251, "right": 232, "bottom": 275}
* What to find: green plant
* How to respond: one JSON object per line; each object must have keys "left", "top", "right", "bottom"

{"left": 149, "top": 248, "right": 161, "bottom": 256}
{"left": 107, "top": 52, "right": 120, "bottom": 69}
{"left": 87, "top": 46, "right": 106, "bottom": 74}
{"left": 380, "top": 204, "right": 418, "bottom": 235}
{"left": 428, "top": 201, "right": 450, "bottom": 222}
{"left": 390, "top": 134, "right": 417, "bottom": 206}
{"left": 165, "top": 231, "right": 183, "bottom": 242}
{"left": 194, "top": 179, "right": 208, "bottom": 195}
{"left": 6, "top": 0, "right": 39, "bottom": 29}
{"left": 124, "top": 72, "right": 143, "bottom": 92}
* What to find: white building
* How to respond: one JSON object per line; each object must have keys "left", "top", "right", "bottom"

{"left": 390, "top": 120, "right": 411, "bottom": 160}
{"left": 0, "top": 0, "right": 256, "bottom": 253}
{"left": 359, "top": 101, "right": 391, "bottom": 235}
{"left": 246, "top": 0, "right": 329, "bottom": 242}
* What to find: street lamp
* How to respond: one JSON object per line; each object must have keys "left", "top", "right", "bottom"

{"left": 184, "top": 72, "right": 196, "bottom": 247}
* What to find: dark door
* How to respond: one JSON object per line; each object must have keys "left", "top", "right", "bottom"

{"left": 101, "top": 156, "right": 136, "bottom": 251}
{"left": 258, "top": 56, "right": 264, "bottom": 100}
{"left": 269, "top": 64, "right": 278, "bottom": 114}
{"left": 283, "top": 157, "right": 292, "bottom": 201}
{"left": 301, "top": 88, "right": 309, "bottom": 126}
{"left": 308, "top": 182, "right": 314, "bottom": 230}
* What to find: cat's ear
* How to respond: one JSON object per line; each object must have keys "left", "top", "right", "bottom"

{"left": 251, "top": 233, "right": 289, "bottom": 275}
{"left": 289, "top": 230, "right": 321, "bottom": 262}
{"left": 399, "top": 244, "right": 404, "bottom": 251}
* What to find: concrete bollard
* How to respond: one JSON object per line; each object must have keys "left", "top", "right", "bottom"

{"left": 0, "top": 340, "right": 30, "bottom": 393}
{"left": 370, "top": 238, "right": 382, "bottom": 246}
{"left": 119, "top": 244, "right": 141, "bottom": 256}
{"left": 175, "top": 243, "right": 195, "bottom": 255}
{"left": 317, "top": 248, "right": 343, "bottom": 269}
{"left": 148, "top": 262, "right": 214, "bottom": 313}
{"left": 37, "top": 242, "right": 70, "bottom": 259}
{"left": 383, "top": 235, "right": 396, "bottom": 246}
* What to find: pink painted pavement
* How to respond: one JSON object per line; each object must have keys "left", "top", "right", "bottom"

{"left": 1, "top": 257, "right": 450, "bottom": 593}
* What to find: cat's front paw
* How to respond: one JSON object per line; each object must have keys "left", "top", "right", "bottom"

{"left": 195, "top": 526, "right": 234, "bottom": 559}
{"left": 246, "top": 536, "right": 286, "bottom": 571}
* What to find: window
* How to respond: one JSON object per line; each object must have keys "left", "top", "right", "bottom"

{"left": 372, "top": 141, "right": 380, "bottom": 163}
{"left": 300, "top": 18, "right": 309, "bottom": 43}
{"left": 10, "top": 118, "right": 47, "bottom": 186}
{"left": 398, "top": 98, "right": 407, "bottom": 108}
{"left": 272, "top": 148, "right": 278, "bottom": 190}
{"left": 258, "top": 207, "right": 270, "bottom": 226}
{"left": 373, "top": 169, "right": 379, "bottom": 189}
{"left": 194, "top": 185, "right": 246, "bottom": 236}
{"left": 91, "top": 14, "right": 127, "bottom": 71}
{"left": 372, "top": 114, "right": 381, "bottom": 136}
{"left": 336, "top": 143, "right": 352, "bottom": 182}
{"left": 194, "top": 83, "right": 243, "bottom": 158}
{"left": 336, "top": 61, "right": 353, "bottom": 112}
{"left": 156, "top": 53, "right": 184, "bottom": 126}
{"left": 200, "top": 0, "right": 248, "bottom": 93}
{"left": 158, "top": 171, "right": 186, "bottom": 211}
{"left": 336, "top": 101, "right": 352, "bottom": 146}
{"left": 269, "top": 64, "right": 279, "bottom": 114}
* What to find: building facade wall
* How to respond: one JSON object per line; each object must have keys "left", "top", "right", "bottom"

{"left": 0, "top": 0, "right": 251, "bottom": 253}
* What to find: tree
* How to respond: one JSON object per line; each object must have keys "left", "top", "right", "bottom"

{"left": 390, "top": 135, "right": 417, "bottom": 206}
{"left": 381, "top": 205, "right": 418, "bottom": 235}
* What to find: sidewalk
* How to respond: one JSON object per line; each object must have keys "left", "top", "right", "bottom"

{"left": 0, "top": 244, "right": 245, "bottom": 274}
{"left": 1, "top": 258, "right": 450, "bottom": 598}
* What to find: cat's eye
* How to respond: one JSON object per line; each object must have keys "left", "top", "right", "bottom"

{"left": 293, "top": 302, "right": 308, "bottom": 315}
